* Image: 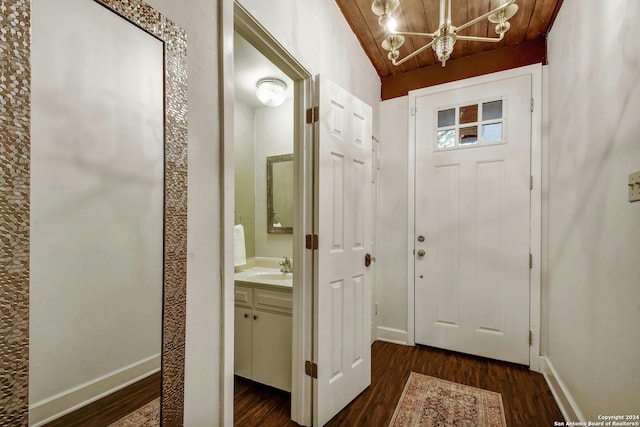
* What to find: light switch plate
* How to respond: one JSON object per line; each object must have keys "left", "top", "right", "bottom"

{"left": 629, "top": 171, "right": 640, "bottom": 202}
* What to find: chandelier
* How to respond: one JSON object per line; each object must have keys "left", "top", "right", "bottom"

{"left": 372, "top": 0, "right": 519, "bottom": 67}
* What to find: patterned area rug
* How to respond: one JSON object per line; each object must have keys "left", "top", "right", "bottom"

{"left": 389, "top": 372, "right": 506, "bottom": 427}
{"left": 108, "top": 398, "right": 160, "bottom": 427}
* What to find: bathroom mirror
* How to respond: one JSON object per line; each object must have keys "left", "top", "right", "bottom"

{"left": 267, "top": 154, "right": 294, "bottom": 234}
{"left": 0, "top": 0, "right": 187, "bottom": 425}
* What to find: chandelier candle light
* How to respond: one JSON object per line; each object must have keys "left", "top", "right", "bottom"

{"left": 372, "top": 0, "right": 518, "bottom": 67}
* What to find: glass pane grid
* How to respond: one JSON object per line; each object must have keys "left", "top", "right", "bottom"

{"left": 435, "top": 99, "right": 505, "bottom": 151}
{"left": 459, "top": 104, "right": 478, "bottom": 124}
{"left": 437, "top": 129, "right": 456, "bottom": 149}
{"left": 482, "top": 100, "right": 503, "bottom": 121}
{"left": 481, "top": 123, "right": 502, "bottom": 143}
{"left": 437, "top": 108, "right": 456, "bottom": 128}
{"left": 459, "top": 125, "right": 478, "bottom": 145}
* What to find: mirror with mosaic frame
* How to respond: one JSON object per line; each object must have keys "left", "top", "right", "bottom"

{"left": 0, "top": 0, "right": 187, "bottom": 425}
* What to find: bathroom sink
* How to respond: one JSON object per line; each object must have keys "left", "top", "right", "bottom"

{"left": 248, "top": 271, "right": 292, "bottom": 281}
{"left": 235, "top": 267, "right": 293, "bottom": 287}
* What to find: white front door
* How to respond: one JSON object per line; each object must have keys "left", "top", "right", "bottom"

{"left": 414, "top": 75, "right": 532, "bottom": 365}
{"left": 314, "top": 76, "right": 373, "bottom": 426}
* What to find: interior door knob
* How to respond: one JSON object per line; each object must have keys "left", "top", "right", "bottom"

{"left": 365, "top": 253, "right": 372, "bottom": 267}
{"left": 417, "top": 249, "right": 425, "bottom": 257}
{"left": 244, "top": 313, "right": 249, "bottom": 319}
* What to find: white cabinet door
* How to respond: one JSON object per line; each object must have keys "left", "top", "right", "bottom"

{"left": 235, "top": 284, "right": 293, "bottom": 391}
{"left": 414, "top": 75, "right": 532, "bottom": 365}
{"left": 234, "top": 307, "right": 252, "bottom": 379}
{"left": 252, "top": 310, "right": 292, "bottom": 392}
{"left": 314, "top": 76, "right": 373, "bottom": 426}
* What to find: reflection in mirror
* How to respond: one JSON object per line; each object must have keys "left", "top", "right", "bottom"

{"left": 267, "top": 154, "right": 294, "bottom": 234}
{"left": 1, "top": 0, "right": 187, "bottom": 424}
{"left": 28, "top": 0, "right": 163, "bottom": 424}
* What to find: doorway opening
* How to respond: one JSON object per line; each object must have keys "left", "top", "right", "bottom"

{"left": 228, "top": 3, "right": 314, "bottom": 425}
{"left": 232, "top": 28, "right": 295, "bottom": 417}
{"left": 225, "top": 5, "right": 376, "bottom": 425}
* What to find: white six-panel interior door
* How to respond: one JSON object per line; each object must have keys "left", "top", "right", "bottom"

{"left": 314, "top": 76, "right": 373, "bottom": 426}
{"left": 414, "top": 75, "right": 532, "bottom": 365}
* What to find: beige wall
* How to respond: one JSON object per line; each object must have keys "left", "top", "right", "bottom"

{"left": 254, "top": 100, "right": 294, "bottom": 259}
{"left": 234, "top": 99, "right": 294, "bottom": 260}
{"left": 234, "top": 100, "right": 257, "bottom": 258}
{"left": 545, "top": 0, "right": 640, "bottom": 419}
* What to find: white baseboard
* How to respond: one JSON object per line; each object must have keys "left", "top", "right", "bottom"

{"left": 540, "top": 356, "right": 585, "bottom": 422}
{"left": 29, "top": 353, "right": 161, "bottom": 426}
{"left": 376, "top": 326, "right": 410, "bottom": 345}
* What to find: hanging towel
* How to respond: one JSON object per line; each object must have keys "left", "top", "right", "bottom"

{"left": 234, "top": 224, "right": 247, "bottom": 267}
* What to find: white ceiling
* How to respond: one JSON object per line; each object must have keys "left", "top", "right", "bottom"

{"left": 234, "top": 32, "right": 293, "bottom": 110}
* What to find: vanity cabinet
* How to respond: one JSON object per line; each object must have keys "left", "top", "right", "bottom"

{"left": 234, "top": 283, "right": 292, "bottom": 392}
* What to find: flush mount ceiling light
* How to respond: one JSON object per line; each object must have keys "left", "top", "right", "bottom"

{"left": 372, "top": 0, "right": 518, "bottom": 67}
{"left": 256, "top": 78, "right": 288, "bottom": 107}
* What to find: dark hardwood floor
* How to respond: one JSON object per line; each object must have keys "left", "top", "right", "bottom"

{"left": 234, "top": 341, "right": 563, "bottom": 426}
{"left": 234, "top": 376, "right": 296, "bottom": 426}
{"left": 43, "top": 371, "right": 160, "bottom": 427}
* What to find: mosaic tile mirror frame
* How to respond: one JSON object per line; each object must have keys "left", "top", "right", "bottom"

{"left": 0, "top": 0, "right": 188, "bottom": 424}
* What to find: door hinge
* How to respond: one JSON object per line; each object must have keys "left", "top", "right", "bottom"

{"left": 529, "top": 330, "right": 533, "bottom": 346}
{"left": 305, "top": 234, "right": 319, "bottom": 250}
{"left": 410, "top": 107, "right": 416, "bottom": 116}
{"left": 529, "top": 253, "right": 533, "bottom": 269}
{"left": 305, "top": 360, "right": 318, "bottom": 378}
{"left": 306, "top": 106, "right": 319, "bottom": 124}
{"left": 530, "top": 98, "right": 534, "bottom": 112}
{"left": 530, "top": 175, "right": 534, "bottom": 190}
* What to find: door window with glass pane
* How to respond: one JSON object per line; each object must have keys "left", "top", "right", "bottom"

{"left": 434, "top": 99, "right": 505, "bottom": 151}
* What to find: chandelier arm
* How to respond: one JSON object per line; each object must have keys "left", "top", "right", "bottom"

{"left": 456, "top": 33, "right": 505, "bottom": 43}
{"left": 390, "top": 30, "right": 436, "bottom": 38}
{"left": 391, "top": 39, "right": 435, "bottom": 66}
{"left": 454, "top": 0, "right": 515, "bottom": 33}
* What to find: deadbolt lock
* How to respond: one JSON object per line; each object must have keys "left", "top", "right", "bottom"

{"left": 417, "top": 235, "right": 425, "bottom": 242}
{"left": 417, "top": 249, "right": 425, "bottom": 257}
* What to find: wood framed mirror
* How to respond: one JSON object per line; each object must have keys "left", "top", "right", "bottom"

{"left": 0, "top": 0, "right": 187, "bottom": 425}
{"left": 266, "top": 154, "right": 294, "bottom": 234}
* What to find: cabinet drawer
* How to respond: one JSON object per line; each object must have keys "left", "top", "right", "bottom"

{"left": 254, "top": 288, "right": 293, "bottom": 314}
{"left": 235, "top": 285, "right": 253, "bottom": 307}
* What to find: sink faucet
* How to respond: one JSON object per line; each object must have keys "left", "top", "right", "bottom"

{"left": 279, "top": 256, "right": 293, "bottom": 273}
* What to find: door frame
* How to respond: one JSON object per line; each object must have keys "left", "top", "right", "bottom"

{"left": 221, "top": 3, "right": 314, "bottom": 425}
{"left": 406, "top": 64, "right": 543, "bottom": 372}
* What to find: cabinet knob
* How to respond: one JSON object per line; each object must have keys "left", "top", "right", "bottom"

{"left": 253, "top": 315, "right": 258, "bottom": 320}
{"left": 244, "top": 313, "right": 249, "bottom": 319}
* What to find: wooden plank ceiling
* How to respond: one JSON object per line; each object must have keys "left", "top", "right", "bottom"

{"left": 336, "top": 0, "right": 564, "bottom": 99}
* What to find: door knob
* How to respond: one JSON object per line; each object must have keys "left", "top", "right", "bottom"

{"left": 365, "top": 253, "right": 372, "bottom": 267}
{"left": 417, "top": 249, "right": 425, "bottom": 257}
{"left": 253, "top": 315, "right": 258, "bottom": 320}
{"left": 244, "top": 313, "right": 249, "bottom": 319}
{"left": 417, "top": 235, "right": 425, "bottom": 242}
